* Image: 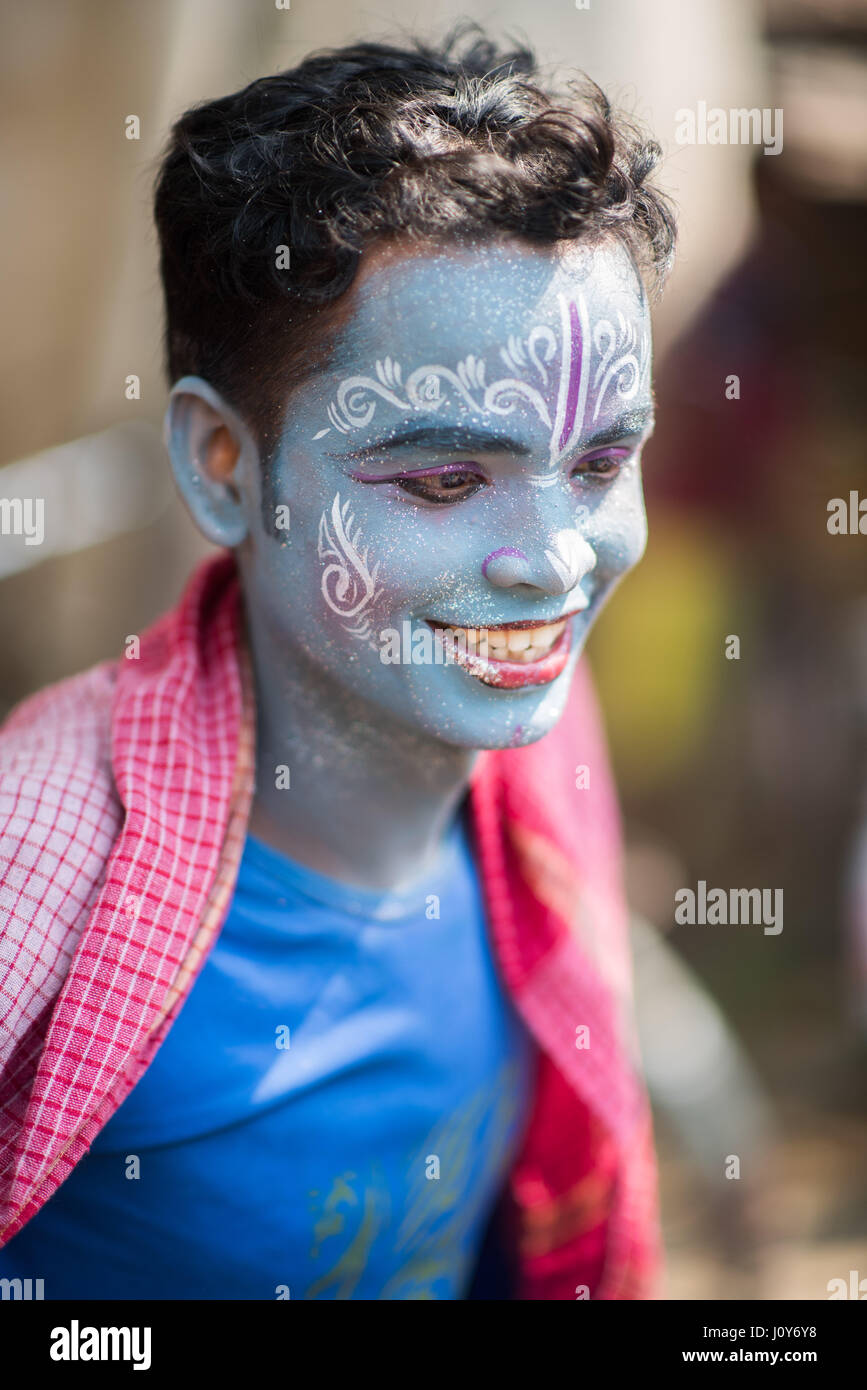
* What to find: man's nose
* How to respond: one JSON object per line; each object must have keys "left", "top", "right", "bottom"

{"left": 482, "top": 528, "right": 597, "bottom": 599}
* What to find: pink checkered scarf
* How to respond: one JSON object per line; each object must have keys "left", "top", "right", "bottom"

{"left": 0, "top": 551, "right": 661, "bottom": 1299}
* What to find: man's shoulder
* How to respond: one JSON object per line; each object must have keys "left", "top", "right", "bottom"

{"left": 0, "top": 658, "right": 124, "bottom": 893}
{"left": 0, "top": 661, "right": 124, "bottom": 1062}
{"left": 1, "top": 658, "right": 121, "bottom": 801}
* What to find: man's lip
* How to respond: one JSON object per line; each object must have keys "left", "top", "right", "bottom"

{"left": 425, "top": 604, "right": 587, "bottom": 632}
{"left": 425, "top": 613, "right": 578, "bottom": 689}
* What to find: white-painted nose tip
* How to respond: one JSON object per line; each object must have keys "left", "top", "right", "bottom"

{"left": 544, "top": 539, "right": 597, "bottom": 593}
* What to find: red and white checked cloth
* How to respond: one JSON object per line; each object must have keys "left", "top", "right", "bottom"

{"left": 0, "top": 551, "right": 662, "bottom": 1298}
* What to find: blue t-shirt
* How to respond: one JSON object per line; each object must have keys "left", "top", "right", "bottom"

{"left": 0, "top": 810, "right": 535, "bottom": 1299}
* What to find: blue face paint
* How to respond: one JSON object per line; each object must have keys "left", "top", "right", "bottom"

{"left": 163, "top": 237, "right": 654, "bottom": 885}
{"left": 237, "top": 238, "right": 653, "bottom": 754}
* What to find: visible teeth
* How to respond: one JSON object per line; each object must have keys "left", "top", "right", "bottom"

{"left": 507, "top": 629, "right": 532, "bottom": 654}
{"left": 443, "top": 619, "right": 566, "bottom": 663}
{"left": 529, "top": 623, "right": 558, "bottom": 650}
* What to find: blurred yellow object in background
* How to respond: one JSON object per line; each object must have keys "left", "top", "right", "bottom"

{"left": 589, "top": 517, "right": 749, "bottom": 791}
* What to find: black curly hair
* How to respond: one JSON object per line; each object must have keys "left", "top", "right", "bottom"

{"left": 154, "top": 22, "right": 676, "bottom": 456}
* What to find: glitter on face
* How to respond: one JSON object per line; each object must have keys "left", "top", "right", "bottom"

{"left": 237, "top": 238, "right": 654, "bottom": 753}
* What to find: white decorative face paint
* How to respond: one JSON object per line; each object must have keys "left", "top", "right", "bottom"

{"left": 317, "top": 492, "right": 382, "bottom": 644}
{"left": 544, "top": 528, "right": 595, "bottom": 591}
{"left": 239, "top": 237, "right": 653, "bottom": 751}
{"left": 313, "top": 290, "right": 650, "bottom": 485}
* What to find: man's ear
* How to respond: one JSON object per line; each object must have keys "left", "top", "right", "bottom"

{"left": 164, "top": 376, "right": 255, "bottom": 546}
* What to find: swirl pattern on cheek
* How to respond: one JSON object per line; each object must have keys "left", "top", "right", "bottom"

{"left": 317, "top": 492, "right": 382, "bottom": 641}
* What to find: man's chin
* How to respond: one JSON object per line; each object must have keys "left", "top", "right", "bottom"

{"left": 416, "top": 682, "right": 575, "bottom": 753}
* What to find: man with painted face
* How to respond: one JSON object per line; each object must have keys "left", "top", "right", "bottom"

{"left": 0, "top": 26, "right": 675, "bottom": 1300}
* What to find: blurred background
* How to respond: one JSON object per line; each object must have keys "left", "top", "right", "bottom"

{"left": 0, "top": 0, "right": 864, "bottom": 1299}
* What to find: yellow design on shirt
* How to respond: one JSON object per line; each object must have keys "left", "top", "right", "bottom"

{"left": 303, "top": 1058, "right": 524, "bottom": 1300}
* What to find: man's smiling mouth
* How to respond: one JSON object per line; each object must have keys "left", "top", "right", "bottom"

{"left": 425, "top": 610, "right": 585, "bottom": 688}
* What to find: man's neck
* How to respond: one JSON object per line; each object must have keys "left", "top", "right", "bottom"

{"left": 244, "top": 618, "right": 478, "bottom": 894}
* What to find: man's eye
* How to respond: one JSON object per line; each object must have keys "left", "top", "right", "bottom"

{"left": 396, "top": 469, "right": 487, "bottom": 505}
{"left": 570, "top": 451, "right": 629, "bottom": 482}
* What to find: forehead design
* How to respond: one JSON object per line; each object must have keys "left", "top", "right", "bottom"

{"left": 311, "top": 259, "right": 650, "bottom": 478}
